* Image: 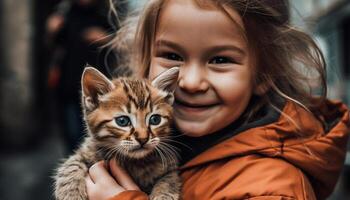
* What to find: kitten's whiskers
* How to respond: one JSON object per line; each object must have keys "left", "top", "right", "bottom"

{"left": 159, "top": 136, "right": 193, "bottom": 151}
{"left": 154, "top": 146, "right": 167, "bottom": 170}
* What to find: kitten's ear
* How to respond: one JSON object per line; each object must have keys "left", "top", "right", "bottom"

{"left": 151, "top": 67, "right": 179, "bottom": 92}
{"left": 81, "top": 66, "right": 115, "bottom": 111}
{"left": 151, "top": 67, "right": 179, "bottom": 105}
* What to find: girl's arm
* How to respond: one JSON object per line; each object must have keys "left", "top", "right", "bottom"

{"left": 86, "top": 160, "right": 149, "bottom": 200}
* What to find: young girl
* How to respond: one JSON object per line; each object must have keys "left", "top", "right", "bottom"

{"left": 84, "top": 0, "right": 350, "bottom": 199}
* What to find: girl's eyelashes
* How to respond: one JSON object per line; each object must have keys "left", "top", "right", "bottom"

{"left": 160, "top": 52, "right": 183, "bottom": 61}
{"left": 156, "top": 50, "right": 240, "bottom": 65}
{"left": 209, "top": 56, "right": 237, "bottom": 64}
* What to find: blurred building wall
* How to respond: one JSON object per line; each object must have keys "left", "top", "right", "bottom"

{"left": 0, "top": 0, "right": 36, "bottom": 148}
{"left": 129, "top": 0, "right": 147, "bottom": 10}
{"left": 290, "top": 0, "right": 350, "bottom": 104}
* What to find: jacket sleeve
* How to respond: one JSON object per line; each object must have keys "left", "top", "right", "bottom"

{"left": 108, "top": 190, "right": 149, "bottom": 200}
{"left": 246, "top": 196, "right": 295, "bottom": 200}
{"left": 180, "top": 155, "right": 317, "bottom": 200}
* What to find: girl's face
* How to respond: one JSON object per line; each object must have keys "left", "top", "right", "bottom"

{"left": 149, "top": 0, "right": 254, "bottom": 137}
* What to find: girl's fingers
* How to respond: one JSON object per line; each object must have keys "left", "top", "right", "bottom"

{"left": 86, "top": 162, "right": 126, "bottom": 200}
{"left": 85, "top": 175, "right": 95, "bottom": 197}
{"left": 89, "top": 161, "right": 115, "bottom": 184}
{"left": 109, "top": 159, "right": 140, "bottom": 191}
{"left": 85, "top": 175, "right": 94, "bottom": 186}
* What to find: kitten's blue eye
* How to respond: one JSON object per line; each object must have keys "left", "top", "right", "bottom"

{"left": 115, "top": 116, "right": 131, "bottom": 127}
{"left": 149, "top": 114, "right": 162, "bottom": 125}
{"left": 210, "top": 56, "right": 234, "bottom": 64}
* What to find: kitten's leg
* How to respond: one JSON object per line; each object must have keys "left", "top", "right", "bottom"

{"left": 54, "top": 139, "right": 97, "bottom": 200}
{"left": 54, "top": 153, "right": 90, "bottom": 200}
{"left": 149, "top": 171, "right": 182, "bottom": 200}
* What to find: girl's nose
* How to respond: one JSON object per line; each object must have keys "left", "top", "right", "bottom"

{"left": 178, "top": 64, "right": 209, "bottom": 93}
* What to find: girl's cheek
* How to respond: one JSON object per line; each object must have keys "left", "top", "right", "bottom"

{"left": 149, "top": 59, "right": 165, "bottom": 80}
{"left": 149, "top": 58, "right": 181, "bottom": 80}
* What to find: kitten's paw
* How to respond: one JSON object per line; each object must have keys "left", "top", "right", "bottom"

{"left": 54, "top": 158, "right": 89, "bottom": 200}
{"left": 55, "top": 177, "right": 88, "bottom": 200}
{"left": 151, "top": 194, "right": 179, "bottom": 200}
{"left": 55, "top": 193, "right": 88, "bottom": 200}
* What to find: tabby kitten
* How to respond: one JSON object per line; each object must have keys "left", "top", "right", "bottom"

{"left": 54, "top": 66, "right": 181, "bottom": 200}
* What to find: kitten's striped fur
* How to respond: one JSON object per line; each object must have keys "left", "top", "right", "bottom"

{"left": 54, "top": 66, "right": 181, "bottom": 200}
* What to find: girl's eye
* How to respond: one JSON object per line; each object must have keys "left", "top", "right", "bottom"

{"left": 115, "top": 116, "right": 131, "bottom": 127}
{"left": 163, "top": 53, "right": 183, "bottom": 61}
{"left": 149, "top": 114, "right": 162, "bottom": 125}
{"left": 209, "top": 56, "right": 234, "bottom": 64}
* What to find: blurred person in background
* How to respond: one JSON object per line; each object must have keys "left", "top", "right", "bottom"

{"left": 45, "top": 0, "right": 128, "bottom": 153}
{"left": 344, "top": 166, "right": 350, "bottom": 199}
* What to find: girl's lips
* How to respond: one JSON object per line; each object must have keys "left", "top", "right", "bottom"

{"left": 174, "top": 99, "right": 220, "bottom": 113}
{"left": 175, "top": 99, "right": 219, "bottom": 108}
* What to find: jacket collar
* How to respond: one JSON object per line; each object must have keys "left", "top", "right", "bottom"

{"left": 180, "top": 100, "right": 349, "bottom": 199}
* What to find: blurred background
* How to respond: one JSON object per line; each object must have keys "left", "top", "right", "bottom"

{"left": 0, "top": 0, "right": 349, "bottom": 199}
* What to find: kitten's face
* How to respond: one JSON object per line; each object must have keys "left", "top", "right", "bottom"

{"left": 81, "top": 67, "right": 178, "bottom": 159}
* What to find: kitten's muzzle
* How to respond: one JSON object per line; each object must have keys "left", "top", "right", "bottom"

{"left": 136, "top": 137, "right": 149, "bottom": 147}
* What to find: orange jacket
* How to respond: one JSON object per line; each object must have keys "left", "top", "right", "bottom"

{"left": 110, "top": 100, "right": 349, "bottom": 200}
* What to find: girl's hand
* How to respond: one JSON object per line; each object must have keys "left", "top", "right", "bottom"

{"left": 86, "top": 159, "right": 141, "bottom": 200}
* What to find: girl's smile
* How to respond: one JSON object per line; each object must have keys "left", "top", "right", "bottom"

{"left": 149, "top": 0, "right": 255, "bottom": 137}
{"left": 173, "top": 87, "right": 221, "bottom": 119}
{"left": 174, "top": 89, "right": 220, "bottom": 107}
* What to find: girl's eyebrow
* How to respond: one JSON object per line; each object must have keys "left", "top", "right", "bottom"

{"left": 155, "top": 39, "right": 245, "bottom": 56}
{"left": 207, "top": 45, "right": 246, "bottom": 56}
{"left": 155, "top": 39, "right": 183, "bottom": 51}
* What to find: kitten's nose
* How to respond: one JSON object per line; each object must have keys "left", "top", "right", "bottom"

{"left": 136, "top": 137, "right": 149, "bottom": 146}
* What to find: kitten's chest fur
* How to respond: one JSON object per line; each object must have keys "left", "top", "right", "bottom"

{"left": 93, "top": 140, "right": 176, "bottom": 194}
{"left": 121, "top": 156, "right": 172, "bottom": 193}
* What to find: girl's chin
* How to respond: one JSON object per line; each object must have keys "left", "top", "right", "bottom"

{"left": 174, "top": 119, "right": 214, "bottom": 137}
